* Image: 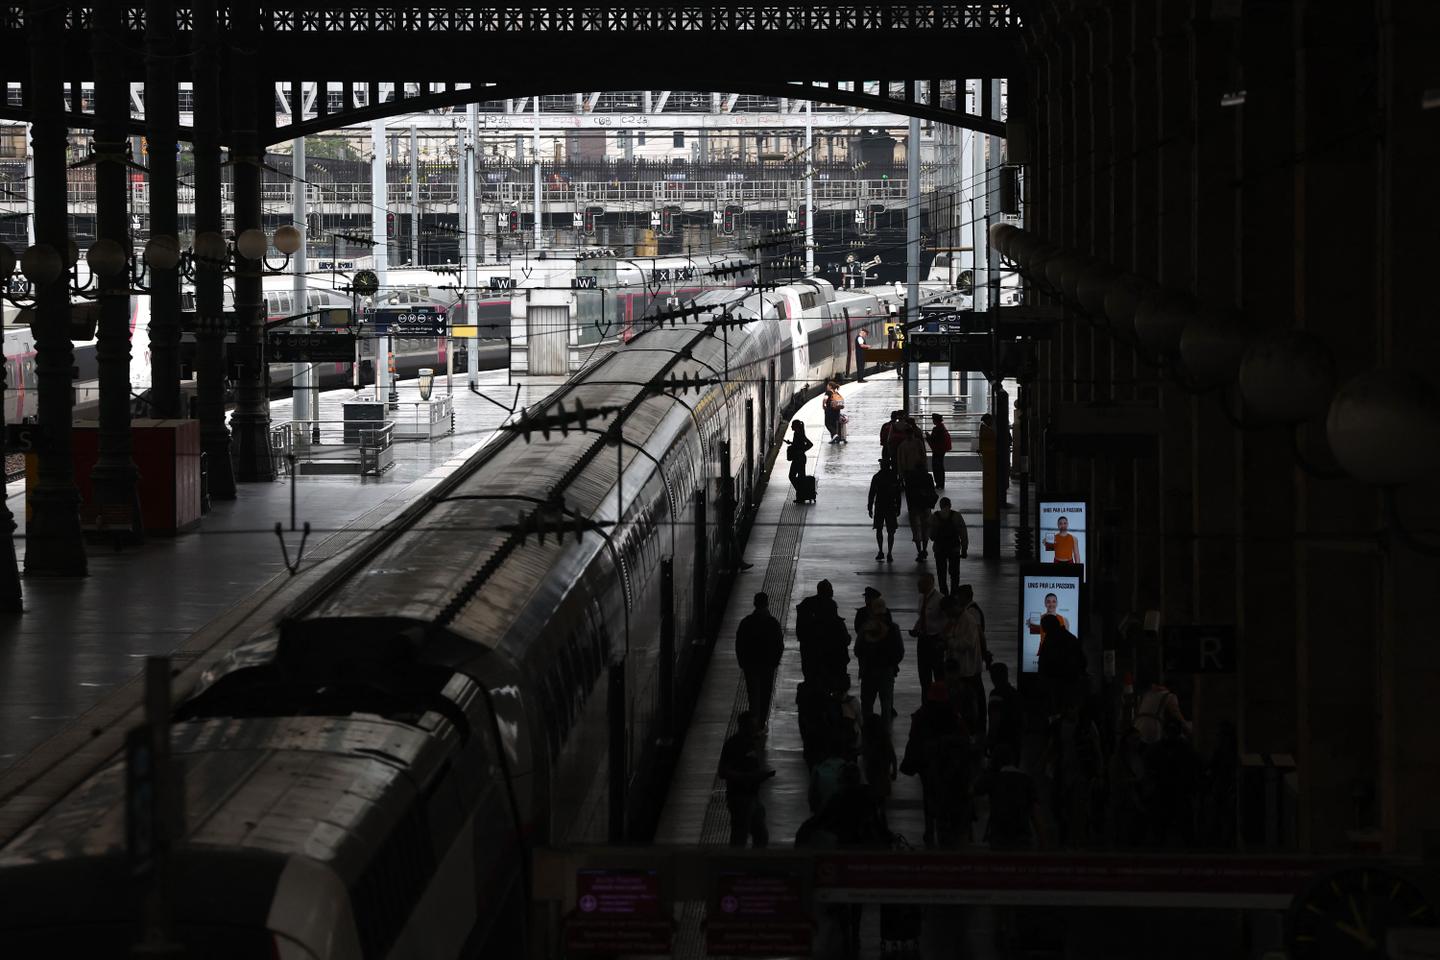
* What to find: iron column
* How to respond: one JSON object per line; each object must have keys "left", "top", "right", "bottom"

{"left": 533, "top": 95, "right": 542, "bottom": 250}
{"left": 370, "top": 118, "right": 392, "bottom": 406}
{"left": 466, "top": 102, "right": 479, "bottom": 387}
{"left": 905, "top": 114, "right": 921, "bottom": 410}
{"left": 89, "top": 0, "right": 143, "bottom": 540}
{"left": 24, "top": 0, "right": 87, "bottom": 576}
{"left": 191, "top": 0, "right": 234, "bottom": 499}
{"left": 292, "top": 134, "right": 313, "bottom": 440}
{"left": 229, "top": 2, "right": 274, "bottom": 482}
{"left": 144, "top": 0, "right": 181, "bottom": 419}
{"left": 409, "top": 124, "right": 420, "bottom": 266}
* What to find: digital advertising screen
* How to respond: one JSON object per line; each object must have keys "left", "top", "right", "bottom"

{"left": 1018, "top": 565, "right": 1084, "bottom": 675}
{"left": 1038, "top": 496, "right": 1087, "bottom": 577}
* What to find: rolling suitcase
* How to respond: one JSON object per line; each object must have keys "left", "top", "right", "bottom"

{"left": 793, "top": 474, "right": 817, "bottom": 503}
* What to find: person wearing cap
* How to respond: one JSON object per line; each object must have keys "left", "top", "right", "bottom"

{"left": 899, "top": 679, "right": 970, "bottom": 848}
{"left": 736, "top": 592, "right": 784, "bottom": 722}
{"left": 853, "top": 586, "right": 882, "bottom": 638}
{"left": 867, "top": 459, "right": 904, "bottom": 562}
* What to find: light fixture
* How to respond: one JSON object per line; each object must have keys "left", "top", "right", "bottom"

{"left": 1103, "top": 272, "right": 1154, "bottom": 336}
{"left": 1326, "top": 369, "right": 1440, "bottom": 486}
{"left": 1044, "top": 250, "right": 1080, "bottom": 292}
{"left": 274, "top": 224, "right": 303, "bottom": 255}
{"left": 1059, "top": 255, "right": 1095, "bottom": 300}
{"left": 20, "top": 244, "right": 63, "bottom": 285}
{"left": 235, "top": 228, "right": 269, "bottom": 261}
{"left": 85, "top": 238, "right": 128, "bottom": 277}
{"left": 1178, "top": 305, "right": 1252, "bottom": 385}
{"left": 193, "top": 231, "right": 228, "bottom": 267}
{"left": 143, "top": 235, "right": 181, "bottom": 270}
{"left": 1075, "top": 261, "right": 1119, "bottom": 316}
{"left": 1239, "top": 332, "right": 1335, "bottom": 423}
{"left": 1133, "top": 290, "right": 1195, "bottom": 356}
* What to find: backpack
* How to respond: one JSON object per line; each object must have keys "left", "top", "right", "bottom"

{"left": 907, "top": 470, "right": 937, "bottom": 510}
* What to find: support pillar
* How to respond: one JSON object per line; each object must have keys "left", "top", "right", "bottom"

{"left": 24, "top": 0, "right": 87, "bottom": 577}
{"left": 291, "top": 134, "right": 313, "bottom": 438}
{"left": 229, "top": 3, "right": 273, "bottom": 482}
{"left": 144, "top": 0, "right": 181, "bottom": 418}
{"left": 89, "top": 0, "right": 143, "bottom": 541}
{"left": 191, "top": 0, "right": 234, "bottom": 500}
{"left": 0, "top": 355, "right": 21, "bottom": 608}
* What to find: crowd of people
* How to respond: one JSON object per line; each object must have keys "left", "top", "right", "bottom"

{"left": 726, "top": 392, "right": 1232, "bottom": 867}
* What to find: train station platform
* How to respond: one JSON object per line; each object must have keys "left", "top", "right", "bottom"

{"left": 653, "top": 373, "right": 1024, "bottom": 955}
{"left": 0, "top": 370, "right": 562, "bottom": 774}
{"left": 657, "top": 372, "right": 1021, "bottom": 848}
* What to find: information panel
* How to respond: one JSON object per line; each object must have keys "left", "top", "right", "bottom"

{"left": 1018, "top": 564, "right": 1084, "bottom": 675}
{"left": 1038, "top": 495, "right": 1087, "bottom": 577}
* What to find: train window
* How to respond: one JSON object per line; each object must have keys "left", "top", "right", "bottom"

{"left": 799, "top": 291, "right": 817, "bottom": 310}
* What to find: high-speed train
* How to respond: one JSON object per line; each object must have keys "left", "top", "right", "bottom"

{"left": 2, "top": 253, "right": 743, "bottom": 424}
{"left": 0, "top": 276, "right": 888, "bottom": 958}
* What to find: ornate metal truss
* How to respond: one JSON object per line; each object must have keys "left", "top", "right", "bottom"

{"left": 0, "top": 3, "right": 1021, "bottom": 139}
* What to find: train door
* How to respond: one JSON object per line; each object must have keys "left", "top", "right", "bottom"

{"left": 527, "top": 303, "right": 568, "bottom": 375}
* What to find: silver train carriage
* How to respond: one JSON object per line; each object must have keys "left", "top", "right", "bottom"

{"left": 0, "top": 277, "right": 886, "bottom": 959}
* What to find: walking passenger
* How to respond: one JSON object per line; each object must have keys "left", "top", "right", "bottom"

{"left": 899, "top": 681, "right": 970, "bottom": 848}
{"left": 785, "top": 420, "right": 813, "bottom": 503}
{"left": 975, "top": 744, "right": 1044, "bottom": 850}
{"left": 831, "top": 383, "right": 848, "bottom": 444}
{"left": 879, "top": 410, "right": 904, "bottom": 468}
{"left": 929, "top": 497, "right": 968, "bottom": 595}
{"left": 854, "top": 595, "right": 904, "bottom": 725}
{"left": 796, "top": 580, "right": 851, "bottom": 686}
{"left": 735, "top": 592, "right": 784, "bottom": 722}
{"left": 910, "top": 573, "right": 945, "bottom": 691}
{"left": 948, "top": 584, "right": 990, "bottom": 735}
{"left": 986, "top": 662, "right": 1023, "bottom": 762}
{"left": 853, "top": 585, "right": 882, "bottom": 638}
{"left": 822, "top": 381, "right": 841, "bottom": 442}
{"left": 896, "top": 418, "right": 928, "bottom": 475}
{"left": 719, "top": 711, "right": 775, "bottom": 847}
{"left": 867, "top": 460, "right": 904, "bottom": 562}
{"left": 928, "top": 413, "right": 952, "bottom": 489}
{"left": 903, "top": 467, "right": 938, "bottom": 560}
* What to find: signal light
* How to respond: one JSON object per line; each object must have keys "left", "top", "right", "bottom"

{"left": 508, "top": 208, "right": 521, "bottom": 233}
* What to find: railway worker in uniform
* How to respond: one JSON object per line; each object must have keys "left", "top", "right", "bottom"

{"left": 867, "top": 459, "right": 904, "bottom": 562}
{"left": 855, "top": 327, "right": 869, "bottom": 381}
{"left": 785, "top": 419, "right": 814, "bottom": 503}
{"left": 719, "top": 711, "right": 776, "bottom": 848}
{"left": 736, "top": 592, "right": 784, "bottom": 722}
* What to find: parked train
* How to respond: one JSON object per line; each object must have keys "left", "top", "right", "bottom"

{"left": 0, "top": 276, "right": 888, "bottom": 958}
{"left": 2, "top": 253, "right": 744, "bottom": 424}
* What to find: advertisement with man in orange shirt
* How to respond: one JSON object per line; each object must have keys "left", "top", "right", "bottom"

{"left": 1039, "top": 499, "right": 1087, "bottom": 578}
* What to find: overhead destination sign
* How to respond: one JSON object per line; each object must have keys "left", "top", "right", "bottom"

{"left": 371, "top": 305, "right": 446, "bottom": 336}
{"left": 266, "top": 331, "right": 357, "bottom": 362}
